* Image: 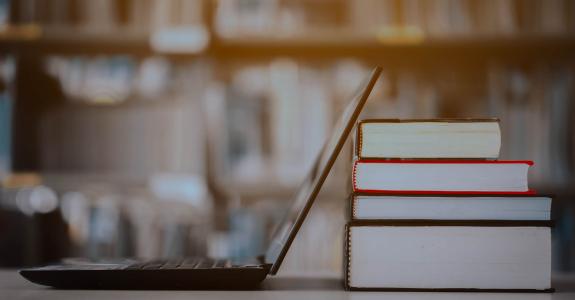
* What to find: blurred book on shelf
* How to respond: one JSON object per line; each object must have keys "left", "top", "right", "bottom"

{"left": 487, "top": 64, "right": 574, "bottom": 189}
{"left": 0, "top": 55, "right": 14, "bottom": 180}
{"left": 8, "top": 0, "right": 206, "bottom": 33}
{"left": 0, "top": 0, "right": 573, "bottom": 46}
{"left": 39, "top": 57, "right": 207, "bottom": 176}
{"left": 213, "top": 0, "right": 575, "bottom": 42}
{"left": 205, "top": 60, "right": 331, "bottom": 189}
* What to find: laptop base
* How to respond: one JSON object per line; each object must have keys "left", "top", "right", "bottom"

{"left": 20, "top": 259, "right": 270, "bottom": 290}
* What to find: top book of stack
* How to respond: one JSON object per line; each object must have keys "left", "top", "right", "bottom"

{"left": 355, "top": 119, "right": 501, "bottom": 159}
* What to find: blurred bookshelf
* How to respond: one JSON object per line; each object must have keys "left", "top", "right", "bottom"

{"left": 0, "top": 0, "right": 573, "bottom": 61}
{"left": 0, "top": 0, "right": 575, "bottom": 275}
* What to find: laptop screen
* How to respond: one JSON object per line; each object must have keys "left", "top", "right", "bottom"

{"left": 265, "top": 67, "right": 382, "bottom": 274}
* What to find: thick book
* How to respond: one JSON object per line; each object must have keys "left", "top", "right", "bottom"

{"left": 345, "top": 221, "right": 553, "bottom": 292}
{"left": 352, "top": 160, "right": 534, "bottom": 194}
{"left": 356, "top": 119, "right": 501, "bottom": 159}
{"left": 351, "top": 193, "right": 552, "bottom": 221}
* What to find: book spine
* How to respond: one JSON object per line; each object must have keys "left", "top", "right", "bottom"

{"left": 356, "top": 121, "right": 363, "bottom": 159}
{"left": 349, "top": 194, "right": 356, "bottom": 220}
{"left": 344, "top": 223, "right": 352, "bottom": 290}
{"left": 352, "top": 159, "right": 358, "bottom": 193}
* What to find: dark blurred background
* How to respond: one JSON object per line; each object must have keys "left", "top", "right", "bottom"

{"left": 0, "top": 0, "right": 574, "bottom": 276}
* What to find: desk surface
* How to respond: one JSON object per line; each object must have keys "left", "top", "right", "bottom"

{"left": 2, "top": 270, "right": 575, "bottom": 300}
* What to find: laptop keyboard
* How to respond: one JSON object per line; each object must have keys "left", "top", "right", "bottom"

{"left": 125, "top": 258, "right": 233, "bottom": 270}
{"left": 30, "top": 257, "right": 266, "bottom": 271}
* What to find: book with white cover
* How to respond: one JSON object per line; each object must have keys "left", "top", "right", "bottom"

{"left": 356, "top": 119, "right": 501, "bottom": 159}
{"left": 351, "top": 194, "right": 552, "bottom": 220}
{"left": 345, "top": 222, "right": 553, "bottom": 291}
{"left": 353, "top": 160, "right": 533, "bottom": 194}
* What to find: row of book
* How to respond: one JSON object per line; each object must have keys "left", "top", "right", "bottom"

{"left": 345, "top": 119, "right": 552, "bottom": 291}
{"left": 5, "top": 0, "right": 204, "bottom": 33}
{"left": 3, "top": 0, "right": 574, "bottom": 38}
{"left": 488, "top": 65, "right": 574, "bottom": 188}
{"left": 45, "top": 56, "right": 178, "bottom": 105}
{"left": 41, "top": 57, "right": 331, "bottom": 188}
{"left": 216, "top": 0, "right": 575, "bottom": 38}
{"left": 0, "top": 184, "right": 212, "bottom": 265}
{"left": 348, "top": 0, "right": 575, "bottom": 38}
{"left": 38, "top": 56, "right": 207, "bottom": 176}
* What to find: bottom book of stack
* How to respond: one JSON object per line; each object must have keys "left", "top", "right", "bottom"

{"left": 345, "top": 194, "right": 553, "bottom": 292}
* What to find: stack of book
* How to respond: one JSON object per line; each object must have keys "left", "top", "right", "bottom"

{"left": 345, "top": 119, "right": 553, "bottom": 292}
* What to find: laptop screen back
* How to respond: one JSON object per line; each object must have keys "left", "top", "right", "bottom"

{"left": 265, "top": 67, "right": 382, "bottom": 274}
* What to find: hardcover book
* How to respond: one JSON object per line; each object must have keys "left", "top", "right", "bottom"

{"left": 350, "top": 193, "right": 552, "bottom": 221}
{"left": 345, "top": 221, "right": 553, "bottom": 292}
{"left": 352, "top": 160, "right": 534, "bottom": 194}
{"left": 356, "top": 119, "right": 501, "bottom": 159}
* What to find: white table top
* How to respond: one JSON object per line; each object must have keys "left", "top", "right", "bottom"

{"left": 2, "top": 270, "right": 575, "bottom": 300}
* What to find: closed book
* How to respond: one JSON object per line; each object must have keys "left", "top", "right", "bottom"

{"left": 356, "top": 119, "right": 501, "bottom": 159}
{"left": 351, "top": 193, "right": 552, "bottom": 221}
{"left": 352, "top": 160, "right": 534, "bottom": 194}
{"left": 345, "top": 221, "right": 553, "bottom": 292}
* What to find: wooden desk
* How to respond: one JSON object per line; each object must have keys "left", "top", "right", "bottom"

{"left": 2, "top": 269, "right": 575, "bottom": 300}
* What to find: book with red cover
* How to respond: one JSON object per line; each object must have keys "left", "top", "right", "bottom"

{"left": 352, "top": 160, "right": 535, "bottom": 194}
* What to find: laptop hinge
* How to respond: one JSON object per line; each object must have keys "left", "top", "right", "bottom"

{"left": 256, "top": 255, "right": 273, "bottom": 272}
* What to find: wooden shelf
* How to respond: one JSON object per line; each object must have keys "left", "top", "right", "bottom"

{"left": 0, "top": 27, "right": 152, "bottom": 56}
{"left": 0, "top": 25, "right": 42, "bottom": 41}
{"left": 38, "top": 29, "right": 150, "bottom": 55}
{"left": 0, "top": 26, "right": 574, "bottom": 64}
{"left": 209, "top": 34, "right": 575, "bottom": 66}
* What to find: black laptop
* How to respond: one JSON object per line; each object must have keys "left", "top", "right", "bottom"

{"left": 20, "top": 67, "right": 383, "bottom": 290}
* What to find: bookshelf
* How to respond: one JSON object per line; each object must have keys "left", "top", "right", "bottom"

{"left": 1, "top": 0, "right": 575, "bottom": 274}
{"left": 0, "top": 0, "right": 574, "bottom": 61}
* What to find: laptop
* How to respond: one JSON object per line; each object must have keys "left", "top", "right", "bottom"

{"left": 20, "top": 67, "right": 383, "bottom": 290}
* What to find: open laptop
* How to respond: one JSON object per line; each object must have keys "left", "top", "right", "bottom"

{"left": 20, "top": 67, "right": 383, "bottom": 290}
